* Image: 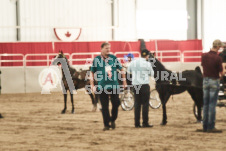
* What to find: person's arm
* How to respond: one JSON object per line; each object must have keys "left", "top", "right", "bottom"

{"left": 201, "top": 53, "right": 204, "bottom": 66}
{"left": 120, "top": 68, "right": 127, "bottom": 88}
{"left": 219, "top": 58, "right": 224, "bottom": 78}
{"left": 90, "top": 71, "right": 96, "bottom": 92}
{"left": 127, "top": 62, "right": 132, "bottom": 74}
{"left": 116, "top": 57, "right": 127, "bottom": 88}
{"left": 90, "top": 58, "right": 97, "bottom": 92}
{"left": 223, "top": 63, "right": 226, "bottom": 74}
{"left": 147, "top": 62, "right": 154, "bottom": 77}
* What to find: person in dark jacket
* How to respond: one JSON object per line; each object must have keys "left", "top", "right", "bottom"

{"left": 198, "top": 39, "right": 224, "bottom": 133}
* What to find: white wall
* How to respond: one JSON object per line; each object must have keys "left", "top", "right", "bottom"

{"left": 18, "top": 0, "right": 112, "bottom": 41}
{"left": 1, "top": 67, "right": 25, "bottom": 93}
{"left": 0, "top": 0, "right": 17, "bottom": 42}
{"left": 0, "top": 0, "right": 226, "bottom": 44}
{"left": 136, "top": 0, "right": 187, "bottom": 40}
{"left": 0, "top": 63, "right": 201, "bottom": 94}
{"left": 113, "top": 0, "right": 136, "bottom": 40}
{"left": 202, "top": 0, "right": 226, "bottom": 52}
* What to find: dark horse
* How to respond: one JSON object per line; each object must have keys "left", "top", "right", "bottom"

{"left": 148, "top": 53, "right": 203, "bottom": 125}
{"left": 52, "top": 51, "right": 98, "bottom": 114}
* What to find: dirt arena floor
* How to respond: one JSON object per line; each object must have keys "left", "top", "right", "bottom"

{"left": 0, "top": 90, "right": 225, "bottom": 151}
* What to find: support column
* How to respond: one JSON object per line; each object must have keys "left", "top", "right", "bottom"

{"left": 187, "top": 0, "right": 198, "bottom": 39}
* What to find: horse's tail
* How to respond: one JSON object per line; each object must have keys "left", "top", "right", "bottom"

{"left": 195, "top": 66, "right": 202, "bottom": 74}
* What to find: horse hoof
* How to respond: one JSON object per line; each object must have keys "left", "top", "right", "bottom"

{"left": 71, "top": 111, "right": 75, "bottom": 114}
{"left": 61, "top": 110, "right": 66, "bottom": 114}
{"left": 160, "top": 121, "right": 167, "bottom": 126}
{"left": 97, "top": 103, "right": 102, "bottom": 111}
{"left": 0, "top": 114, "right": 3, "bottom": 118}
{"left": 92, "top": 106, "right": 97, "bottom": 112}
{"left": 196, "top": 120, "right": 202, "bottom": 123}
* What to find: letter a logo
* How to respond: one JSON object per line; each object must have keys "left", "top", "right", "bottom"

{"left": 39, "top": 67, "right": 60, "bottom": 94}
{"left": 43, "top": 73, "right": 53, "bottom": 85}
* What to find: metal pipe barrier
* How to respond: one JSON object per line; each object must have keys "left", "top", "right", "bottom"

{"left": 155, "top": 50, "right": 182, "bottom": 62}
{"left": 182, "top": 50, "right": 203, "bottom": 62}
{"left": 0, "top": 53, "right": 24, "bottom": 66}
{"left": 24, "top": 53, "right": 70, "bottom": 66}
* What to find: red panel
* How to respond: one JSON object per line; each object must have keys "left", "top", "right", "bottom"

{"left": 0, "top": 40, "right": 203, "bottom": 66}
{"left": 0, "top": 42, "right": 53, "bottom": 54}
{"left": 156, "top": 40, "right": 178, "bottom": 50}
{"left": 178, "top": 40, "right": 203, "bottom": 52}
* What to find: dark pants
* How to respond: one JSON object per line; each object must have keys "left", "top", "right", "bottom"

{"left": 133, "top": 84, "right": 150, "bottom": 126}
{"left": 99, "top": 89, "right": 120, "bottom": 127}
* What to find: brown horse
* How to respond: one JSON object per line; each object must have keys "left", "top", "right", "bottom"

{"left": 52, "top": 51, "right": 98, "bottom": 114}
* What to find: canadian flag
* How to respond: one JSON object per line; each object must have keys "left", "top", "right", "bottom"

{"left": 54, "top": 28, "right": 82, "bottom": 41}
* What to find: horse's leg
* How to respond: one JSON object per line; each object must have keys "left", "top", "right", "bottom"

{"left": 158, "top": 87, "right": 171, "bottom": 125}
{"left": 70, "top": 93, "right": 75, "bottom": 114}
{"left": 161, "top": 103, "right": 167, "bottom": 125}
{"left": 187, "top": 88, "right": 203, "bottom": 122}
{"left": 85, "top": 84, "right": 97, "bottom": 111}
{"left": 88, "top": 93, "right": 97, "bottom": 111}
{"left": 62, "top": 93, "right": 67, "bottom": 114}
{"left": 196, "top": 103, "right": 202, "bottom": 122}
{"left": 95, "top": 94, "right": 102, "bottom": 111}
{"left": 161, "top": 94, "right": 171, "bottom": 126}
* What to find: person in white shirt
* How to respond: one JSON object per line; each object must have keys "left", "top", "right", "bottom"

{"left": 127, "top": 49, "right": 154, "bottom": 128}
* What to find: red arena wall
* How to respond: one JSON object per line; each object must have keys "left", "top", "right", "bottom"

{"left": 0, "top": 40, "right": 203, "bottom": 66}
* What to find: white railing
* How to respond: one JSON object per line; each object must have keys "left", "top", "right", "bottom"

{"left": 24, "top": 53, "right": 70, "bottom": 66}
{"left": 0, "top": 50, "right": 204, "bottom": 67}
{"left": 182, "top": 50, "right": 202, "bottom": 62}
{"left": 70, "top": 52, "right": 103, "bottom": 66}
{"left": 0, "top": 53, "right": 24, "bottom": 66}
{"left": 156, "top": 50, "right": 182, "bottom": 62}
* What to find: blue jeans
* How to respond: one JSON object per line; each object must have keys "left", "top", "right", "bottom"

{"left": 203, "top": 77, "right": 220, "bottom": 130}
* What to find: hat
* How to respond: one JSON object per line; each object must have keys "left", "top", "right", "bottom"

{"left": 141, "top": 49, "right": 150, "bottom": 57}
{"left": 213, "top": 39, "right": 224, "bottom": 47}
{"left": 127, "top": 53, "right": 134, "bottom": 58}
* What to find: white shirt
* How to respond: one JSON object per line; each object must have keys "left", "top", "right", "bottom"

{"left": 127, "top": 58, "right": 154, "bottom": 85}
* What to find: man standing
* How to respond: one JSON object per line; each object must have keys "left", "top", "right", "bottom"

{"left": 127, "top": 49, "right": 154, "bottom": 128}
{"left": 199, "top": 39, "right": 224, "bottom": 133}
{"left": 90, "top": 42, "right": 127, "bottom": 131}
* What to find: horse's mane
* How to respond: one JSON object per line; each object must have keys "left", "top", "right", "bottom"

{"left": 151, "top": 57, "right": 172, "bottom": 80}
{"left": 153, "top": 57, "right": 168, "bottom": 71}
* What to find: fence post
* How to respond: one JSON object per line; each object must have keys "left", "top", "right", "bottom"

{"left": 181, "top": 53, "right": 184, "bottom": 62}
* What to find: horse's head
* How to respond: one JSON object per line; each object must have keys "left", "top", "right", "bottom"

{"left": 55, "top": 50, "right": 66, "bottom": 59}
{"left": 148, "top": 52, "right": 155, "bottom": 59}
{"left": 148, "top": 51, "right": 167, "bottom": 75}
{"left": 52, "top": 50, "right": 68, "bottom": 66}
{"left": 147, "top": 51, "right": 156, "bottom": 65}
